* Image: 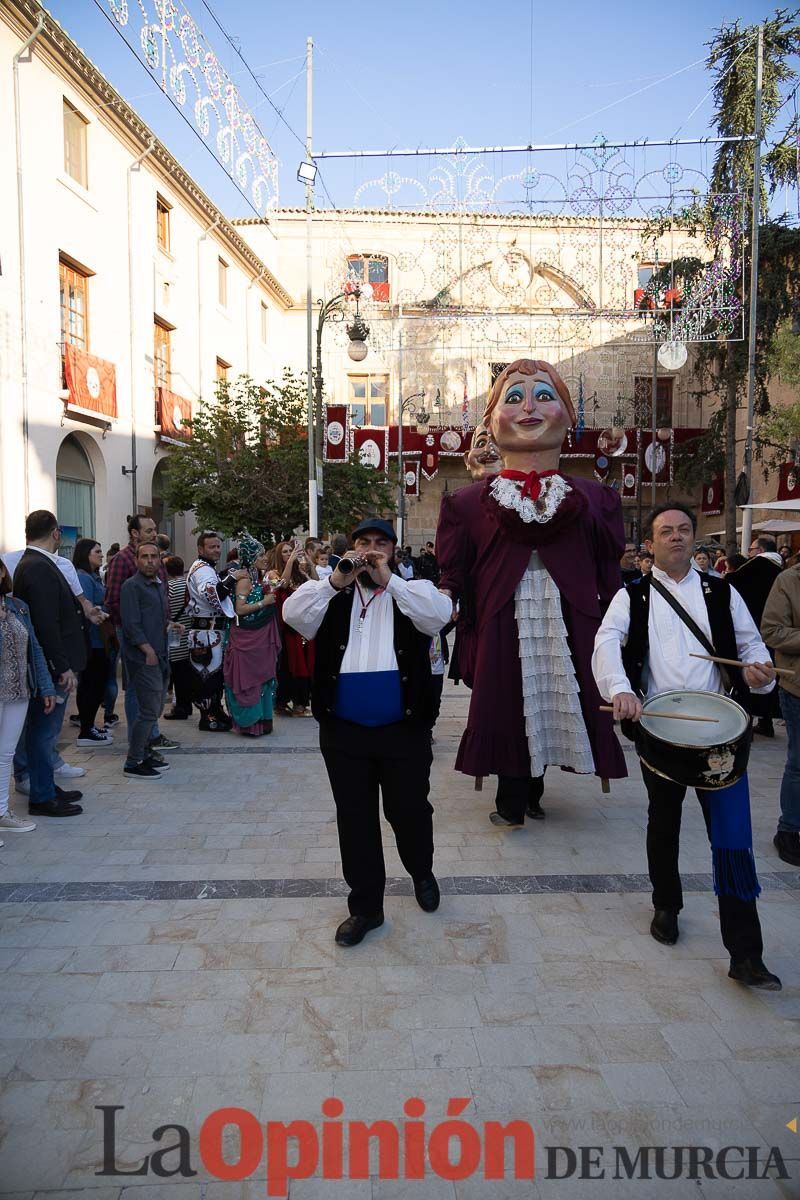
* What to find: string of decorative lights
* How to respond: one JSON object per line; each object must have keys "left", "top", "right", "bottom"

{"left": 92, "top": 0, "right": 279, "bottom": 213}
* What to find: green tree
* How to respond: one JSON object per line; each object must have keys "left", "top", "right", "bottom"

{"left": 682, "top": 9, "right": 800, "bottom": 550}
{"left": 163, "top": 371, "right": 396, "bottom": 542}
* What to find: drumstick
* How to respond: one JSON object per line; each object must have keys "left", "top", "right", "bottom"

{"left": 598, "top": 705, "right": 719, "bottom": 723}
{"left": 689, "top": 652, "right": 796, "bottom": 678}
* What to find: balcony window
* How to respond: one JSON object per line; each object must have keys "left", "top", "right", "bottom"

{"left": 63, "top": 98, "right": 88, "bottom": 188}
{"left": 347, "top": 254, "right": 389, "bottom": 303}
{"left": 634, "top": 375, "right": 673, "bottom": 428}
{"left": 348, "top": 374, "right": 388, "bottom": 426}
{"left": 154, "top": 318, "right": 172, "bottom": 392}
{"left": 59, "top": 255, "right": 90, "bottom": 350}
{"left": 156, "top": 196, "right": 171, "bottom": 252}
{"left": 216, "top": 357, "right": 230, "bottom": 382}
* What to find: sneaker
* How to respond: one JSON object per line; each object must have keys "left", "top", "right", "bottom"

{"left": 77, "top": 730, "right": 114, "bottom": 747}
{"left": 149, "top": 735, "right": 179, "bottom": 751}
{"left": 144, "top": 752, "right": 170, "bottom": 771}
{"left": 123, "top": 762, "right": 163, "bottom": 780}
{"left": 54, "top": 763, "right": 86, "bottom": 779}
{"left": 14, "top": 777, "right": 30, "bottom": 796}
{"left": 0, "top": 810, "right": 36, "bottom": 833}
{"left": 104, "top": 713, "right": 120, "bottom": 727}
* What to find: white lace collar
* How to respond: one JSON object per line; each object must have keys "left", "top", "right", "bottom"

{"left": 489, "top": 473, "right": 572, "bottom": 524}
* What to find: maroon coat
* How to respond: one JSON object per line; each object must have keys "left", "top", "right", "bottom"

{"left": 436, "top": 474, "right": 627, "bottom": 780}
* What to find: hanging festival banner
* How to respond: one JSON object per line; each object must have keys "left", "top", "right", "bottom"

{"left": 639, "top": 430, "right": 673, "bottom": 485}
{"left": 353, "top": 426, "right": 389, "bottom": 472}
{"left": 594, "top": 454, "right": 610, "bottom": 483}
{"left": 621, "top": 463, "right": 638, "bottom": 499}
{"left": 156, "top": 388, "right": 192, "bottom": 444}
{"left": 701, "top": 476, "right": 724, "bottom": 516}
{"left": 403, "top": 459, "right": 421, "bottom": 497}
{"left": 63, "top": 344, "right": 118, "bottom": 419}
{"left": 323, "top": 405, "right": 348, "bottom": 462}
{"left": 777, "top": 461, "right": 800, "bottom": 501}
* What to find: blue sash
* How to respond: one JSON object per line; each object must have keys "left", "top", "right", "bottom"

{"left": 334, "top": 670, "right": 404, "bottom": 727}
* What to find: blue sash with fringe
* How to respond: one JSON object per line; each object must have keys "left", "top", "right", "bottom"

{"left": 701, "top": 774, "right": 760, "bottom": 902}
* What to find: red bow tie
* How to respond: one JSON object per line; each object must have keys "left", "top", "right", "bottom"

{"left": 499, "top": 468, "right": 559, "bottom": 501}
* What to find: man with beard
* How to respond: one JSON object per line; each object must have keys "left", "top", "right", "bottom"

{"left": 186, "top": 531, "right": 245, "bottom": 732}
{"left": 283, "top": 518, "right": 451, "bottom": 946}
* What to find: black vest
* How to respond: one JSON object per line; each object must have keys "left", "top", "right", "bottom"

{"left": 621, "top": 572, "right": 749, "bottom": 707}
{"left": 311, "top": 586, "right": 437, "bottom": 727}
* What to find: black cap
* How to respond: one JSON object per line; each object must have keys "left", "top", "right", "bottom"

{"left": 350, "top": 517, "right": 397, "bottom": 544}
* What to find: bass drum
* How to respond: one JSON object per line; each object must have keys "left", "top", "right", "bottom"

{"left": 637, "top": 690, "right": 751, "bottom": 790}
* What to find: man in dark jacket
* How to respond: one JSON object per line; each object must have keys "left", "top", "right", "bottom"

{"left": 730, "top": 536, "right": 783, "bottom": 736}
{"left": 12, "top": 511, "right": 87, "bottom": 817}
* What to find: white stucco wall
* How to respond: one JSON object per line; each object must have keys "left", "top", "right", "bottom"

{"left": 0, "top": 5, "right": 288, "bottom": 562}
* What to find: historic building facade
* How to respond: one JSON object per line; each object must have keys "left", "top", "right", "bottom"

{"left": 1, "top": 0, "right": 290, "bottom": 558}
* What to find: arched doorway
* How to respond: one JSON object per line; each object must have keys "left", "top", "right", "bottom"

{"left": 56, "top": 434, "right": 95, "bottom": 558}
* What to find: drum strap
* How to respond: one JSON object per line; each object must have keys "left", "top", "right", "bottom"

{"left": 649, "top": 577, "right": 735, "bottom": 694}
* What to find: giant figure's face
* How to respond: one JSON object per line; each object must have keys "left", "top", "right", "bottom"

{"left": 489, "top": 368, "right": 572, "bottom": 456}
{"left": 464, "top": 422, "right": 502, "bottom": 480}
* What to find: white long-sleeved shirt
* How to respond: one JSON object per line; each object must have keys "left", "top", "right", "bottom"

{"left": 282, "top": 573, "right": 451, "bottom": 674}
{"left": 3, "top": 547, "right": 82, "bottom": 597}
{"left": 592, "top": 565, "right": 775, "bottom": 701}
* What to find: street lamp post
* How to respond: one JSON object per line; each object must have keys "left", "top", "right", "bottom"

{"left": 314, "top": 283, "right": 370, "bottom": 460}
{"left": 397, "top": 390, "right": 427, "bottom": 547}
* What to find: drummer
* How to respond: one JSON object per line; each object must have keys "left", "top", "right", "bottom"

{"left": 592, "top": 503, "right": 781, "bottom": 991}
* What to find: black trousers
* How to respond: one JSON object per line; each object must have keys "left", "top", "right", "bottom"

{"left": 320, "top": 718, "right": 434, "bottom": 917}
{"left": 495, "top": 773, "right": 546, "bottom": 823}
{"left": 76, "top": 648, "right": 108, "bottom": 735}
{"left": 169, "top": 658, "right": 194, "bottom": 715}
{"left": 642, "top": 763, "right": 763, "bottom": 962}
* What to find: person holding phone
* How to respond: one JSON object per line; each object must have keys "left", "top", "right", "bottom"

{"left": 271, "top": 540, "right": 316, "bottom": 715}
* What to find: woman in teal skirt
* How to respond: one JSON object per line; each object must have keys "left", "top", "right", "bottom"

{"left": 223, "top": 533, "right": 281, "bottom": 736}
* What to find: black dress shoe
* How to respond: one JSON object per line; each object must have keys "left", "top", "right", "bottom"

{"left": 489, "top": 811, "right": 524, "bottom": 829}
{"left": 413, "top": 874, "right": 440, "bottom": 912}
{"left": 334, "top": 914, "right": 384, "bottom": 947}
{"left": 774, "top": 831, "right": 800, "bottom": 867}
{"left": 650, "top": 908, "right": 679, "bottom": 945}
{"left": 163, "top": 708, "right": 191, "bottom": 720}
{"left": 54, "top": 785, "right": 83, "bottom": 802}
{"left": 753, "top": 718, "right": 775, "bottom": 738}
{"left": 729, "top": 957, "right": 782, "bottom": 990}
{"left": 526, "top": 775, "right": 546, "bottom": 819}
{"left": 29, "top": 799, "right": 83, "bottom": 817}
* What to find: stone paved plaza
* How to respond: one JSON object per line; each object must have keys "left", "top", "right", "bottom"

{"left": 0, "top": 681, "right": 798, "bottom": 1198}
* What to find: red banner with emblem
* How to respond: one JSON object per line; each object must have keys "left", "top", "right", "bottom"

{"left": 621, "top": 463, "right": 638, "bottom": 499}
{"left": 777, "top": 461, "right": 800, "bottom": 501}
{"left": 701, "top": 477, "right": 724, "bottom": 516}
{"left": 63, "top": 344, "right": 117, "bottom": 418}
{"left": 403, "top": 459, "right": 421, "bottom": 497}
{"left": 353, "top": 426, "right": 388, "bottom": 472}
{"left": 157, "top": 388, "right": 191, "bottom": 442}
{"left": 323, "top": 405, "right": 348, "bottom": 462}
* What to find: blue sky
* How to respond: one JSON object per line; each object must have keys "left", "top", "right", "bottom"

{"left": 48, "top": 0, "right": 778, "bottom": 215}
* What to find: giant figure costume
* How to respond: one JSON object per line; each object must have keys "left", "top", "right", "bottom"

{"left": 436, "top": 358, "right": 626, "bottom": 825}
